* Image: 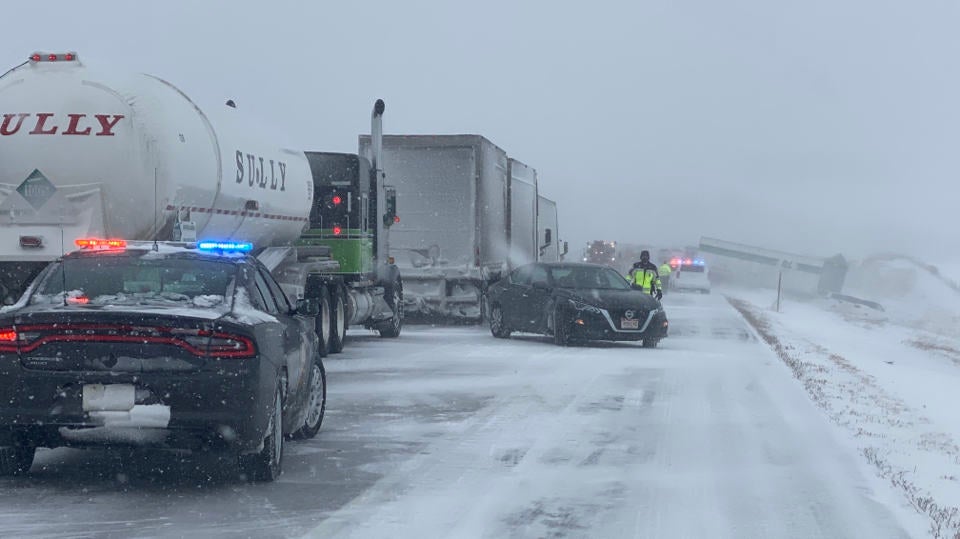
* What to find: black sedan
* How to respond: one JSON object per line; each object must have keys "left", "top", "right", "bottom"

{"left": 0, "top": 241, "right": 325, "bottom": 482}
{"left": 486, "top": 262, "right": 668, "bottom": 347}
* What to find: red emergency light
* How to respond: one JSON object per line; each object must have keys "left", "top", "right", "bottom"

{"left": 394, "top": 215, "right": 400, "bottom": 224}
{"left": 29, "top": 52, "right": 79, "bottom": 63}
{"left": 75, "top": 238, "right": 127, "bottom": 250}
{"left": 332, "top": 195, "right": 343, "bottom": 206}
{"left": 332, "top": 226, "right": 342, "bottom": 236}
{"left": 67, "top": 296, "right": 90, "bottom": 305}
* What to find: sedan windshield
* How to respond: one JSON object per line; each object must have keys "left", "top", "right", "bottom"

{"left": 548, "top": 266, "right": 631, "bottom": 290}
{"left": 31, "top": 255, "right": 235, "bottom": 308}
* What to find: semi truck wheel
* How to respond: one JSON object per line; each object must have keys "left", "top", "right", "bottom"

{"left": 329, "top": 286, "right": 346, "bottom": 354}
{"left": 315, "top": 287, "right": 332, "bottom": 357}
{"left": 378, "top": 277, "right": 403, "bottom": 338}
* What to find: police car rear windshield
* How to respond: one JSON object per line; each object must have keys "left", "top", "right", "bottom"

{"left": 31, "top": 256, "right": 236, "bottom": 308}
{"left": 678, "top": 264, "right": 705, "bottom": 273}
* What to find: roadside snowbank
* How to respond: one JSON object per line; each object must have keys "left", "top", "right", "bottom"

{"left": 727, "top": 286, "right": 960, "bottom": 538}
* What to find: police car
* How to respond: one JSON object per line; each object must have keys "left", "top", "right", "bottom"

{"left": 0, "top": 239, "right": 325, "bottom": 482}
{"left": 670, "top": 257, "right": 711, "bottom": 294}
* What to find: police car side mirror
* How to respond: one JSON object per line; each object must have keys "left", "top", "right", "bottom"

{"left": 295, "top": 298, "right": 319, "bottom": 317}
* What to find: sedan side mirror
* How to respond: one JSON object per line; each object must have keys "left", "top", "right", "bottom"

{"left": 295, "top": 298, "right": 319, "bottom": 317}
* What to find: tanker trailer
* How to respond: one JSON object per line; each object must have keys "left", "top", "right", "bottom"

{"left": 0, "top": 52, "right": 403, "bottom": 352}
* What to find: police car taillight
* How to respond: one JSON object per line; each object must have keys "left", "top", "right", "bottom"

{"left": 75, "top": 238, "right": 127, "bottom": 250}
{"left": 30, "top": 52, "right": 79, "bottom": 63}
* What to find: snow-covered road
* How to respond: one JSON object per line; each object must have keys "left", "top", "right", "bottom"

{"left": 0, "top": 294, "right": 915, "bottom": 538}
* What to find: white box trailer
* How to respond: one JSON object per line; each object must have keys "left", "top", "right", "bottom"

{"left": 359, "top": 135, "right": 546, "bottom": 320}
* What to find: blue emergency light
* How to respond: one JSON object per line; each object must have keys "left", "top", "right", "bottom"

{"left": 197, "top": 240, "right": 254, "bottom": 253}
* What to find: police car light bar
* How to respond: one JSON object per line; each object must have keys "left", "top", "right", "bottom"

{"left": 197, "top": 241, "right": 254, "bottom": 253}
{"left": 75, "top": 238, "right": 127, "bottom": 250}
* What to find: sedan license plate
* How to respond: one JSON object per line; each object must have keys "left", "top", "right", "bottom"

{"left": 82, "top": 384, "right": 135, "bottom": 412}
{"left": 621, "top": 318, "right": 640, "bottom": 329}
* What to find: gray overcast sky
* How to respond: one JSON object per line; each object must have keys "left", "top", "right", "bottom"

{"left": 5, "top": 0, "right": 959, "bottom": 260}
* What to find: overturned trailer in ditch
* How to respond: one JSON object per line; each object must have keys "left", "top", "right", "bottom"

{"left": 358, "top": 135, "right": 562, "bottom": 320}
{"left": 698, "top": 236, "right": 848, "bottom": 296}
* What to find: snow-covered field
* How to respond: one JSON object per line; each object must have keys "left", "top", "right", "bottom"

{"left": 0, "top": 293, "right": 921, "bottom": 538}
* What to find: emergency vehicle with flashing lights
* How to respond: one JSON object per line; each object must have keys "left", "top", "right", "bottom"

{"left": 0, "top": 52, "right": 405, "bottom": 359}
{"left": 670, "top": 257, "right": 711, "bottom": 294}
{"left": 0, "top": 238, "right": 327, "bottom": 481}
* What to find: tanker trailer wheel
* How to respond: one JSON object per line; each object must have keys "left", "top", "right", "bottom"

{"left": 315, "top": 287, "right": 332, "bottom": 357}
{"left": 378, "top": 277, "right": 403, "bottom": 338}
{"left": 329, "top": 285, "right": 347, "bottom": 354}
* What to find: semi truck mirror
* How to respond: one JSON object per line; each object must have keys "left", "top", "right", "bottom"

{"left": 383, "top": 187, "right": 397, "bottom": 227}
{"left": 562, "top": 241, "right": 569, "bottom": 255}
{"left": 543, "top": 228, "right": 553, "bottom": 247}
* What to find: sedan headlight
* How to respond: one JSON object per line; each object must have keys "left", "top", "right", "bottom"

{"left": 568, "top": 298, "right": 603, "bottom": 314}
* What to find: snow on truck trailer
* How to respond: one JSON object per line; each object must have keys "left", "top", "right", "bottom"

{"left": 0, "top": 52, "right": 403, "bottom": 349}
{"left": 358, "top": 135, "right": 549, "bottom": 320}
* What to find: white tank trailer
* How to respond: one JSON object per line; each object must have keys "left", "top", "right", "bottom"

{"left": 0, "top": 52, "right": 404, "bottom": 351}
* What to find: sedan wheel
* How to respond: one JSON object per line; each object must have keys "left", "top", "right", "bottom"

{"left": 489, "top": 304, "right": 511, "bottom": 338}
{"left": 553, "top": 304, "right": 571, "bottom": 346}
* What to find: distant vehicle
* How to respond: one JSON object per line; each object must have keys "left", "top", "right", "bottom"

{"left": 486, "top": 262, "right": 669, "bottom": 347}
{"left": 0, "top": 240, "right": 326, "bottom": 482}
{"left": 583, "top": 241, "right": 618, "bottom": 266}
{"left": 671, "top": 257, "right": 711, "bottom": 294}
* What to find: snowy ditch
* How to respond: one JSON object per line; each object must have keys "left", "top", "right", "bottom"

{"left": 728, "top": 295, "right": 960, "bottom": 538}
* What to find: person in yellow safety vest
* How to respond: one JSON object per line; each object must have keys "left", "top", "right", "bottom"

{"left": 626, "top": 250, "right": 662, "bottom": 300}
{"left": 658, "top": 260, "right": 673, "bottom": 293}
